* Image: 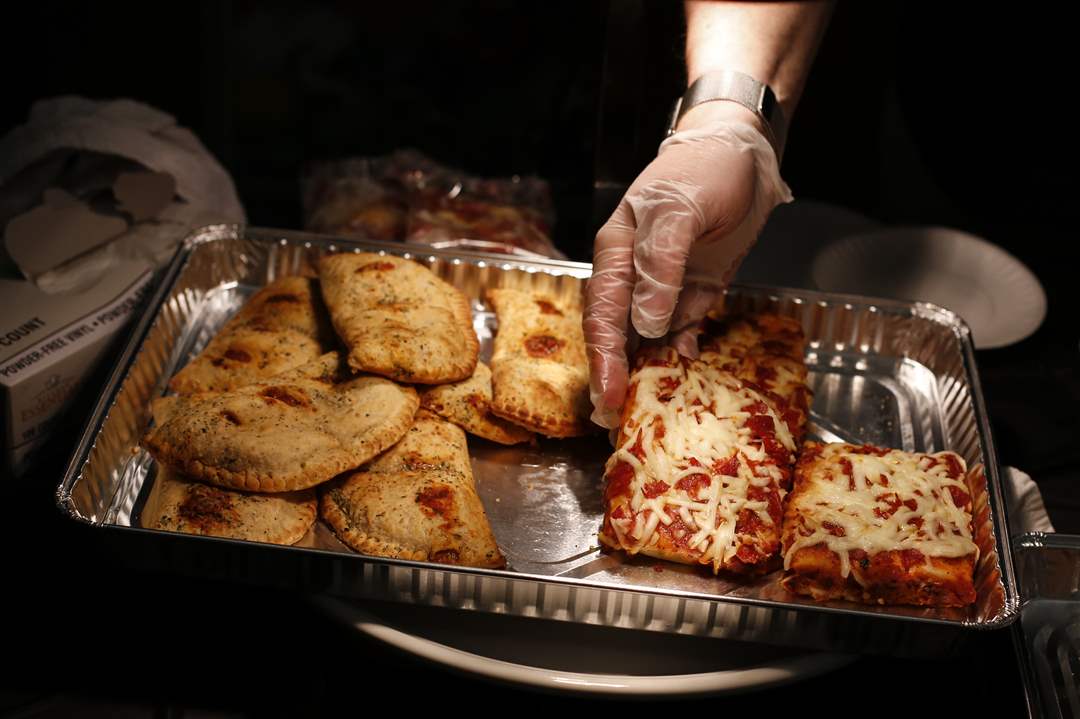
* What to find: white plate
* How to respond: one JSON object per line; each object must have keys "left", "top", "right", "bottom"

{"left": 314, "top": 597, "right": 853, "bottom": 697}
{"left": 811, "top": 227, "right": 1046, "bottom": 349}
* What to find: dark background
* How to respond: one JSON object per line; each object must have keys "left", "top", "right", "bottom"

{"left": 2, "top": 1, "right": 1076, "bottom": 715}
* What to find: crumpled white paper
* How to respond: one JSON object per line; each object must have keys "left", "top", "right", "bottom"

{"left": 1004, "top": 466, "right": 1055, "bottom": 534}
{"left": 0, "top": 96, "right": 245, "bottom": 293}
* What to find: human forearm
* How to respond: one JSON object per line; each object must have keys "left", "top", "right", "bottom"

{"left": 681, "top": 1, "right": 834, "bottom": 135}
{"left": 584, "top": 2, "right": 829, "bottom": 427}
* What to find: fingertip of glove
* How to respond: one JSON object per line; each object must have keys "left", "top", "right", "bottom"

{"left": 590, "top": 404, "right": 620, "bottom": 430}
{"left": 588, "top": 365, "right": 626, "bottom": 430}
{"left": 671, "top": 334, "right": 700, "bottom": 359}
{"left": 630, "top": 309, "right": 669, "bottom": 339}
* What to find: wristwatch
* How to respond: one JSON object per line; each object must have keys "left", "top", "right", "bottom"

{"left": 666, "top": 69, "right": 787, "bottom": 159}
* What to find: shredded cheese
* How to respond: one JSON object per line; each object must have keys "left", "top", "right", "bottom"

{"left": 782, "top": 445, "right": 978, "bottom": 581}
{"left": 605, "top": 353, "right": 796, "bottom": 571}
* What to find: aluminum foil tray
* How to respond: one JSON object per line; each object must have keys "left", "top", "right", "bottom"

{"left": 1012, "top": 532, "right": 1080, "bottom": 718}
{"left": 57, "top": 225, "right": 1019, "bottom": 655}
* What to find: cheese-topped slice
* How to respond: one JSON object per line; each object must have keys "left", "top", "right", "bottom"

{"left": 601, "top": 348, "right": 797, "bottom": 573}
{"left": 698, "top": 313, "right": 812, "bottom": 441}
{"left": 782, "top": 443, "right": 978, "bottom": 581}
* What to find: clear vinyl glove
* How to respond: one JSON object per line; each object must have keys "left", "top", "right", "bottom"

{"left": 584, "top": 119, "right": 793, "bottom": 428}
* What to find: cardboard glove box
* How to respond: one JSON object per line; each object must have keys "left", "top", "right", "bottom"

{"left": 0, "top": 97, "right": 245, "bottom": 477}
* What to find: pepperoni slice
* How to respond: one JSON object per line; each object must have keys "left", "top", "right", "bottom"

{"left": 642, "top": 481, "right": 670, "bottom": 499}
{"left": 942, "top": 454, "right": 965, "bottom": 480}
{"left": 746, "top": 414, "right": 775, "bottom": 437}
{"left": 712, "top": 455, "right": 740, "bottom": 477}
{"left": 675, "top": 473, "right": 711, "bottom": 498}
{"left": 948, "top": 486, "right": 971, "bottom": 508}
{"left": 605, "top": 461, "right": 635, "bottom": 501}
{"left": 822, "top": 521, "right": 846, "bottom": 537}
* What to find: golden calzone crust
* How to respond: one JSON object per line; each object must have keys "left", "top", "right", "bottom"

{"left": 142, "top": 396, "right": 317, "bottom": 545}
{"left": 142, "top": 352, "right": 419, "bottom": 493}
{"left": 320, "top": 410, "right": 505, "bottom": 568}
{"left": 419, "top": 361, "right": 532, "bottom": 445}
{"left": 142, "top": 470, "right": 317, "bottom": 545}
{"left": 318, "top": 252, "right": 479, "bottom": 384}
{"left": 170, "top": 276, "right": 334, "bottom": 395}
{"left": 485, "top": 288, "right": 593, "bottom": 437}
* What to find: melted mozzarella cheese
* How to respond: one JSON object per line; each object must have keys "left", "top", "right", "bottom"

{"left": 607, "top": 356, "right": 796, "bottom": 570}
{"left": 765, "top": 358, "right": 805, "bottom": 400}
{"left": 700, "top": 348, "right": 806, "bottom": 411}
{"left": 783, "top": 445, "right": 978, "bottom": 581}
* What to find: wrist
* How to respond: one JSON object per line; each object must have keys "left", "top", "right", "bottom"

{"left": 674, "top": 100, "right": 766, "bottom": 137}
{"left": 667, "top": 69, "right": 786, "bottom": 159}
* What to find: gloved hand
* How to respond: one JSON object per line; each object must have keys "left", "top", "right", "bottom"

{"left": 584, "top": 118, "right": 792, "bottom": 428}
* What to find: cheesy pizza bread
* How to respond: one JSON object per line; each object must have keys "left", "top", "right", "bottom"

{"left": 599, "top": 347, "right": 798, "bottom": 574}
{"left": 781, "top": 441, "right": 978, "bottom": 607}
{"left": 699, "top": 313, "right": 811, "bottom": 441}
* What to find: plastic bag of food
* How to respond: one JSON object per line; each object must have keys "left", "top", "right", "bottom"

{"left": 301, "top": 156, "right": 407, "bottom": 242}
{"left": 404, "top": 171, "right": 561, "bottom": 258}
{"left": 302, "top": 150, "right": 562, "bottom": 258}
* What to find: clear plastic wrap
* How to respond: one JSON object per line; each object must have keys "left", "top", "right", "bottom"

{"left": 302, "top": 150, "right": 561, "bottom": 258}
{"left": 301, "top": 155, "right": 411, "bottom": 242}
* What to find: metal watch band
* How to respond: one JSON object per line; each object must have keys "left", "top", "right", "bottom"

{"left": 666, "top": 69, "right": 787, "bottom": 159}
